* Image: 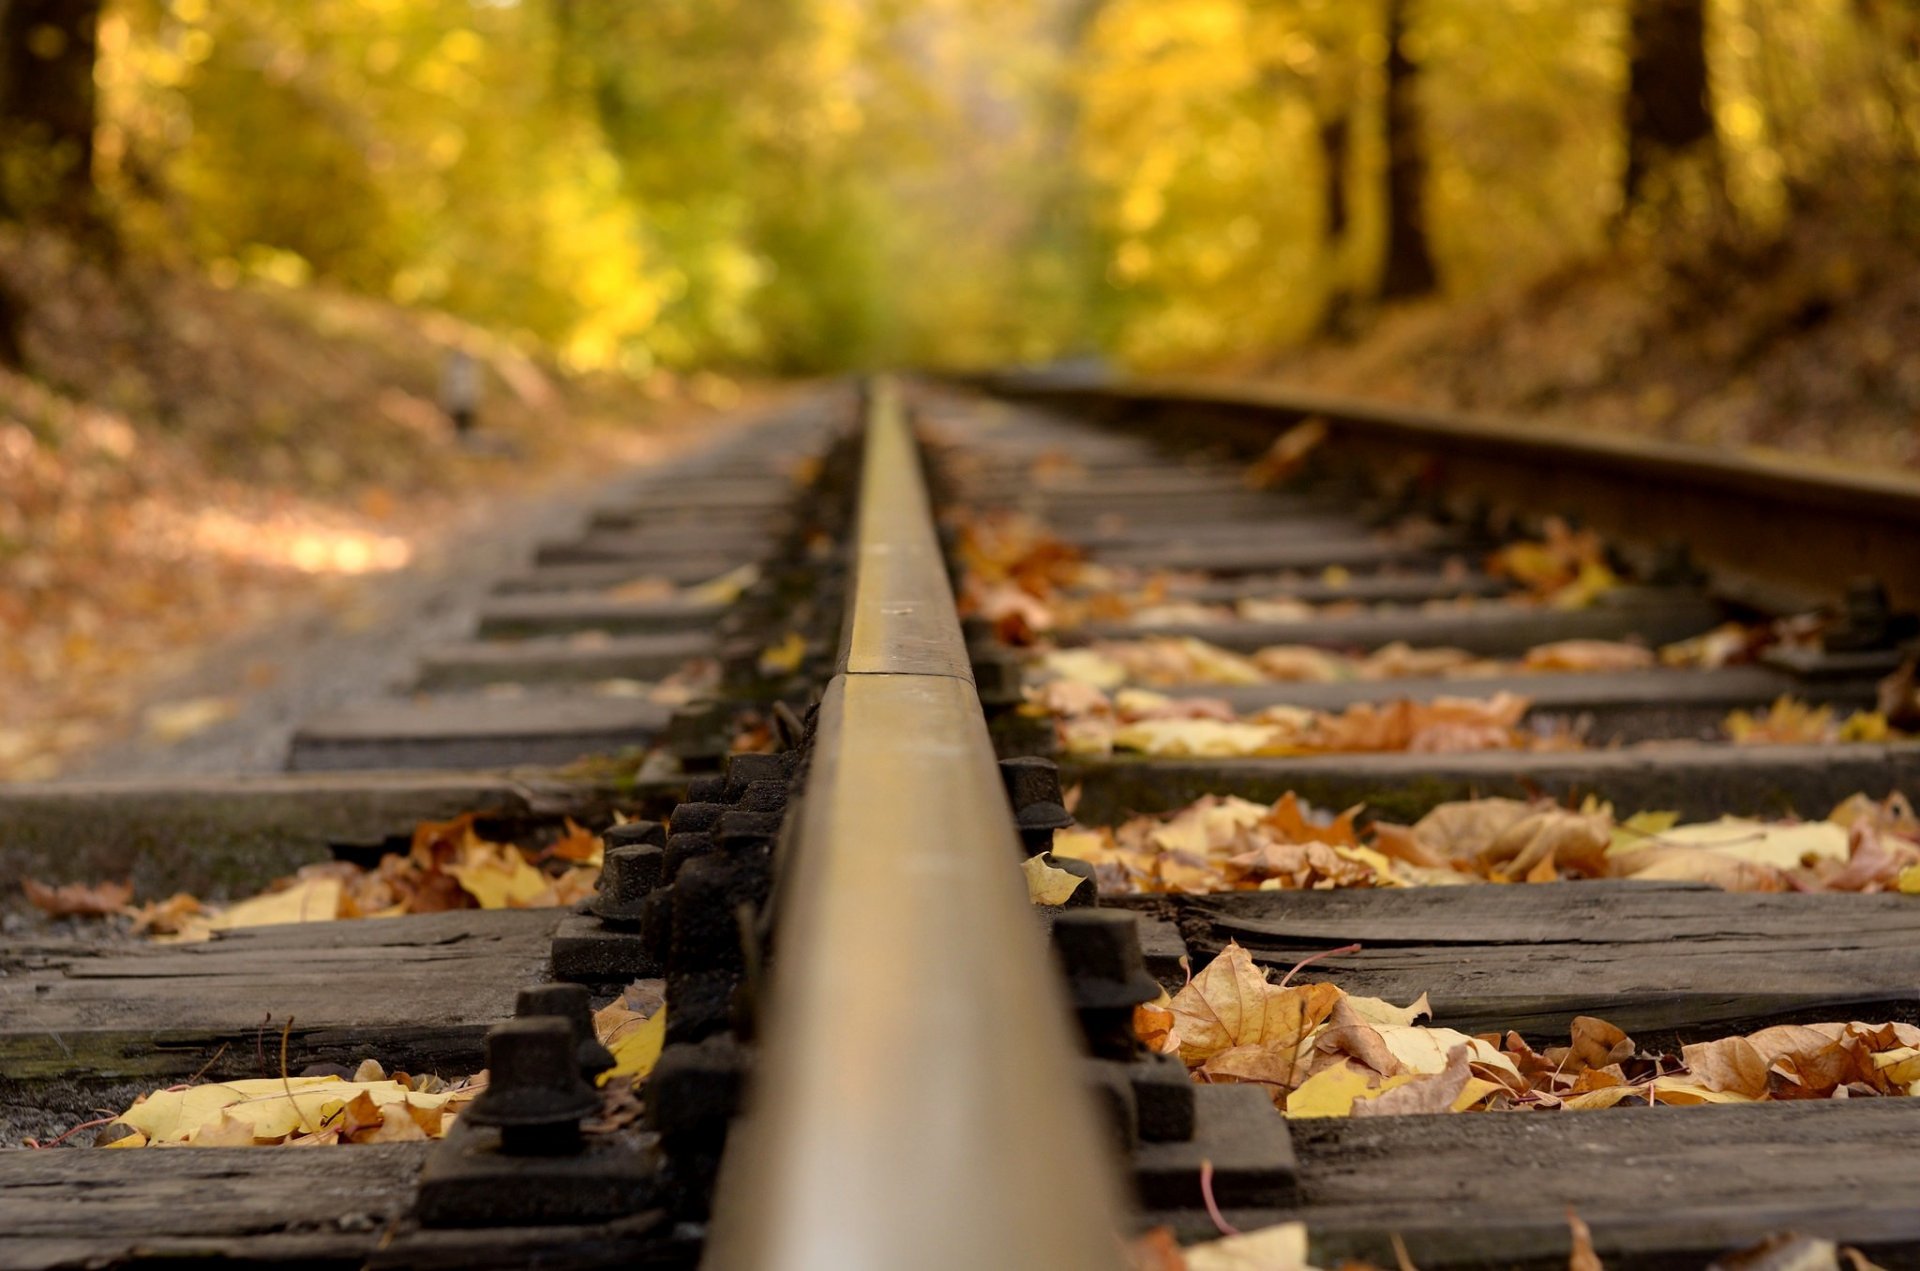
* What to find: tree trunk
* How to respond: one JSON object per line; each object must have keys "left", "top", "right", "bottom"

{"left": 1621, "top": 0, "right": 1716, "bottom": 210}
{"left": 0, "top": 0, "right": 105, "bottom": 220}
{"left": 1379, "top": 0, "right": 1438, "bottom": 301}
{"left": 1320, "top": 114, "right": 1350, "bottom": 244}
{"left": 1317, "top": 112, "right": 1356, "bottom": 334}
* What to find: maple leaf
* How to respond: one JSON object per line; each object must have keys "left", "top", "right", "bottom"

{"left": 21, "top": 877, "right": 132, "bottom": 917}
{"left": 1022, "top": 854, "right": 1086, "bottom": 905}
{"left": 595, "top": 979, "right": 668, "bottom": 1085}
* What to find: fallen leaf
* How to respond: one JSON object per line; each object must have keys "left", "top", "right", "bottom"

{"left": 1023, "top": 854, "right": 1087, "bottom": 905}
{"left": 1285, "top": 1062, "right": 1415, "bottom": 1118}
{"left": 21, "top": 877, "right": 132, "bottom": 917}
{"left": 1184, "top": 1220, "right": 1311, "bottom": 1271}
{"left": 757, "top": 631, "right": 807, "bottom": 676}
{"left": 143, "top": 696, "right": 237, "bottom": 743}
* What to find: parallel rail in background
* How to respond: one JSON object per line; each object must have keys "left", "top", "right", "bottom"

{"left": 707, "top": 380, "right": 1128, "bottom": 1269}
{"left": 975, "top": 373, "right": 1920, "bottom": 614}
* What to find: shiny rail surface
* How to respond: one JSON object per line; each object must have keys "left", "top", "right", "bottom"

{"left": 706, "top": 380, "right": 1128, "bottom": 1270}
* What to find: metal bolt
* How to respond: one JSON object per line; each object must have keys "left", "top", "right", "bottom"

{"left": 664, "top": 832, "right": 717, "bottom": 885}
{"left": 670, "top": 802, "right": 729, "bottom": 836}
{"left": 514, "top": 983, "right": 616, "bottom": 1081}
{"left": 724, "top": 751, "right": 792, "bottom": 795}
{"left": 592, "top": 845, "right": 663, "bottom": 923}
{"left": 1649, "top": 539, "right": 1703, "bottom": 587}
{"left": 1000, "top": 755, "right": 1073, "bottom": 855}
{"left": 718, "top": 809, "right": 783, "bottom": 845}
{"left": 1051, "top": 910, "right": 1160, "bottom": 1061}
{"left": 462, "top": 1018, "right": 600, "bottom": 1155}
{"left": 735, "top": 779, "right": 789, "bottom": 815}
{"left": 1829, "top": 577, "right": 1901, "bottom": 652}
{"left": 685, "top": 773, "right": 728, "bottom": 804}
{"left": 603, "top": 820, "right": 667, "bottom": 851}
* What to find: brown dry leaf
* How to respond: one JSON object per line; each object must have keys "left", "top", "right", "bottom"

{"left": 1169, "top": 942, "right": 1312, "bottom": 1071}
{"left": 1524, "top": 640, "right": 1653, "bottom": 673}
{"left": 1350, "top": 1044, "right": 1475, "bottom": 1117}
{"left": 1567, "top": 1211, "right": 1604, "bottom": 1271}
{"left": 1127, "top": 1226, "right": 1189, "bottom": 1271}
{"left": 1485, "top": 520, "right": 1621, "bottom": 607}
{"left": 1568, "top": 1017, "right": 1634, "bottom": 1069}
{"left": 1245, "top": 419, "right": 1328, "bottom": 489}
{"left": 1156, "top": 949, "right": 1920, "bottom": 1122}
{"left": 22, "top": 877, "right": 133, "bottom": 917}
{"left": 1680, "top": 1036, "right": 1773, "bottom": 1098}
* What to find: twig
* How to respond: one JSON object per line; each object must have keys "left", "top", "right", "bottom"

{"left": 25, "top": 1115, "right": 119, "bottom": 1150}
{"left": 1278, "top": 942, "right": 1362, "bottom": 988}
{"left": 1198, "top": 1159, "right": 1240, "bottom": 1237}
{"left": 278, "top": 1016, "right": 316, "bottom": 1135}
{"left": 186, "top": 1042, "right": 230, "bottom": 1086}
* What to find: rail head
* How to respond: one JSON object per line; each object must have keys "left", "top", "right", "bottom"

{"left": 705, "top": 378, "right": 1128, "bottom": 1271}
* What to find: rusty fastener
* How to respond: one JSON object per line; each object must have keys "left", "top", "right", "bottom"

{"left": 1050, "top": 910, "right": 1160, "bottom": 1062}
{"left": 514, "top": 983, "right": 616, "bottom": 1081}
{"left": 592, "top": 844, "right": 664, "bottom": 924}
{"left": 462, "top": 1018, "right": 600, "bottom": 1155}
{"left": 999, "top": 755, "right": 1074, "bottom": 856}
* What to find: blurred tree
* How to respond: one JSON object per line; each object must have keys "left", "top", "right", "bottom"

{"left": 1378, "top": 0, "right": 1437, "bottom": 299}
{"left": 1622, "top": 0, "right": 1716, "bottom": 212}
{"left": 0, "top": 0, "right": 104, "bottom": 221}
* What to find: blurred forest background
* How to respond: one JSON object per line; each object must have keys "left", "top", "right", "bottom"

{"left": 3, "top": 0, "right": 1916, "bottom": 379}
{"left": 2, "top": 0, "right": 1918, "bottom": 775}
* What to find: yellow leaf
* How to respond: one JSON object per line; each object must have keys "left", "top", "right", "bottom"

{"left": 1184, "top": 1220, "right": 1311, "bottom": 1271}
{"left": 1373, "top": 1025, "right": 1523, "bottom": 1085}
{"left": 757, "top": 631, "right": 806, "bottom": 676}
{"left": 685, "top": 564, "right": 760, "bottom": 606}
{"left": 601, "top": 1007, "right": 667, "bottom": 1085}
{"left": 113, "top": 1077, "right": 463, "bottom": 1145}
{"left": 1022, "top": 854, "right": 1086, "bottom": 905}
{"left": 1040, "top": 648, "right": 1128, "bottom": 690}
{"left": 1284, "top": 1063, "right": 1414, "bottom": 1118}
{"left": 447, "top": 844, "right": 551, "bottom": 909}
{"left": 193, "top": 1108, "right": 272, "bottom": 1146}
{"left": 1653, "top": 818, "right": 1847, "bottom": 870}
{"left": 1112, "top": 718, "right": 1280, "bottom": 757}
{"left": 144, "top": 696, "right": 237, "bottom": 743}
{"left": 1048, "top": 828, "right": 1118, "bottom": 866}
{"left": 1647, "top": 1075, "right": 1758, "bottom": 1106}
{"left": 1897, "top": 865, "right": 1920, "bottom": 895}
{"left": 1452, "top": 1075, "right": 1506, "bottom": 1111}
{"left": 1343, "top": 992, "right": 1431, "bottom": 1029}
{"left": 208, "top": 876, "right": 344, "bottom": 932}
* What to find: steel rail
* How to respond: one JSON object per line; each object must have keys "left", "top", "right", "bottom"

{"left": 976, "top": 372, "right": 1920, "bottom": 613}
{"left": 705, "top": 379, "right": 1128, "bottom": 1271}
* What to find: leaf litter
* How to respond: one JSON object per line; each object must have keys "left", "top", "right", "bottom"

{"left": 1133, "top": 1217, "right": 1888, "bottom": 1271}
{"left": 87, "top": 977, "right": 666, "bottom": 1149}
{"left": 1136, "top": 941, "right": 1920, "bottom": 1120}
{"left": 22, "top": 812, "right": 610, "bottom": 939}
{"left": 1053, "top": 789, "right": 1920, "bottom": 895}
{"left": 954, "top": 507, "right": 1903, "bottom": 743}
{"left": 1024, "top": 682, "right": 1900, "bottom": 758}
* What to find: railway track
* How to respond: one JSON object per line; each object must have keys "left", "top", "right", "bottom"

{"left": 3, "top": 375, "right": 1918, "bottom": 1269}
